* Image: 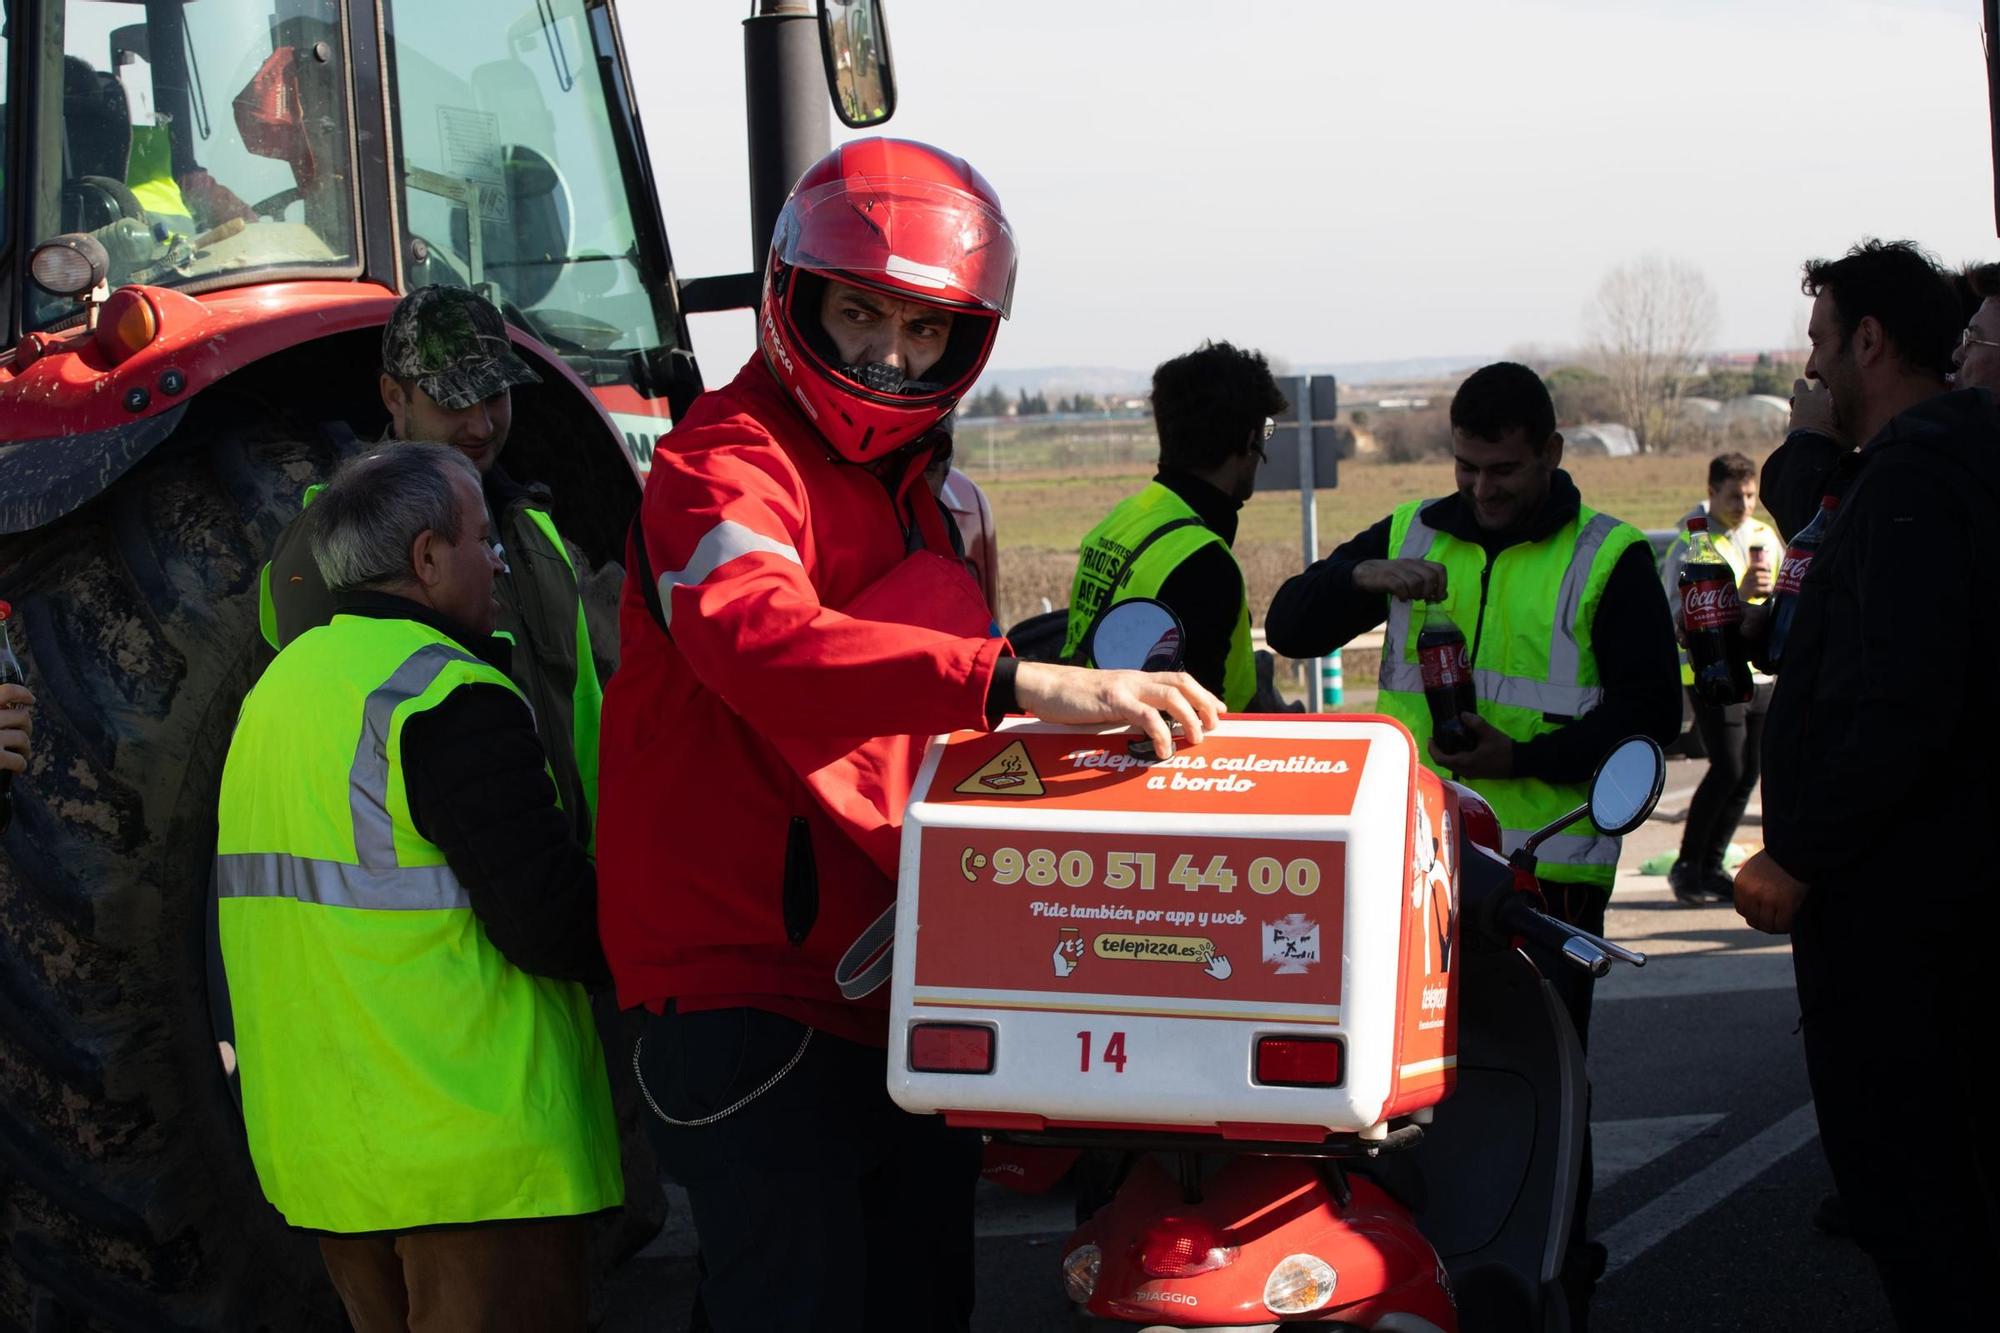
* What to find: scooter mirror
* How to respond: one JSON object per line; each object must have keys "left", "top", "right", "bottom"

{"left": 1588, "top": 736, "right": 1667, "bottom": 836}
{"left": 1089, "top": 598, "right": 1185, "bottom": 673}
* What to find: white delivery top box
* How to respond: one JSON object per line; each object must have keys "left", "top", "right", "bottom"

{"left": 887, "top": 716, "right": 1463, "bottom": 1140}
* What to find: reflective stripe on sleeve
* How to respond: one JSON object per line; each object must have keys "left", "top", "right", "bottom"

{"left": 656, "top": 520, "right": 803, "bottom": 628}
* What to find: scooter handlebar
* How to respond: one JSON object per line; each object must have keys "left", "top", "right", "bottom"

{"left": 1492, "top": 894, "right": 1647, "bottom": 975}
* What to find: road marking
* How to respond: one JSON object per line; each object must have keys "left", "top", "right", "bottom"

{"left": 1599, "top": 1102, "right": 1820, "bottom": 1277}
{"left": 1593, "top": 1113, "right": 1725, "bottom": 1189}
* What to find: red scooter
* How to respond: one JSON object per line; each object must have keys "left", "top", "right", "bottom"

{"left": 885, "top": 600, "right": 1662, "bottom": 1332}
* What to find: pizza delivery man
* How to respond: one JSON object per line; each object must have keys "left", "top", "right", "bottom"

{"left": 597, "top": 138, "right": 1221, "bottom": 1332}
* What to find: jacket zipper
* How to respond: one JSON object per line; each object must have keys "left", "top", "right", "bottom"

{"left": 1467, "top": 553, "right": 1496, "bottom": 671}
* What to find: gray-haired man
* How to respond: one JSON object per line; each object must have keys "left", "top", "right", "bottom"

{"left": 215, "top": 442, "right": 619, "bottom": 1331}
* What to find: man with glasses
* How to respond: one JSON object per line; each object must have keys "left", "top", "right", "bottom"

{"left": 1059, "top": 340, "right": 1286, "bottom": 709}
{"left": 1266, "top": 361, "right": 1680, "bottom": 1331}
{"left": 1950, "top": 262, "right": 2000, "bottom": 392}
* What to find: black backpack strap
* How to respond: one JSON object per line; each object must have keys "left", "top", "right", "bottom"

{"left": 1103, "top": 516, "right": 1207, "bottom": 594}
{"left": 1072, "top": 516, "right": 1208, "bottom": 664}
{"left": 629, "top": 513, "right": 670, "bottom": 635}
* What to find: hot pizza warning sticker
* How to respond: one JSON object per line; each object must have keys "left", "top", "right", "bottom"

{"left": 954, "top": 740, "right": 1044, "bottom": 797}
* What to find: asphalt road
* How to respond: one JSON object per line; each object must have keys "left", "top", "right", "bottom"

{"left": 600, "top": 754, "right": 1894, "bottom": 1331}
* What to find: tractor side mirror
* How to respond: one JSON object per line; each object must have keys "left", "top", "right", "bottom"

{"left": 820, "top": 0, "right": 896, "bottom": 127}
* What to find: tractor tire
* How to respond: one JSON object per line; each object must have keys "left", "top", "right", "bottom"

{"left": 0, "top": 389, "right": 354, "bottom": 1331}
{"left": 1, "top": 376, "right": 660, "bottom": 1332}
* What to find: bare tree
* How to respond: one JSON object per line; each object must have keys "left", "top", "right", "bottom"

{"left": 1584, "top": 257, "right": 1720, "bottom": 452}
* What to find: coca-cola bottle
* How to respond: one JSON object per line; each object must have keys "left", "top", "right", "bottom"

{"left": 1417, "top": 604, "right": 1477, "bottom": 753}
{"left": 1679, "top": 516, "right": 1753, "bottom": 706}
{"left": 1761, "top": 495, "right": 1837, "bottom": 673}
{"left": 1, "top": 600, "right": 24, "bottom": 835}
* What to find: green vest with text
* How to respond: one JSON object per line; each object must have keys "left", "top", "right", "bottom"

{"left": 1060, "top": 483, "right": 1256, "bottom": 711}
{"left": 1377, "top": 497, "right": 1649, "bottom": 888}
{"left": 215, "top": 614, "right": 621, "bottom": 1233}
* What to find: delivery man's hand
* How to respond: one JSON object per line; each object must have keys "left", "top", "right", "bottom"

{"left": 1013, "top": 662, "right": 1222, "bottom": 759}
{"left": 1352, "top": 558, "right": 1448, "bottom": 601}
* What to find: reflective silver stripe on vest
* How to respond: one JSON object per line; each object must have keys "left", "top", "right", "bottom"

{"left": 1378, "top": 662, "right": 1604, "bottom": 718}
{"left": 1380, "top": 508, "right": 1440, "bottom": 687}
{"left": 1547, "top": 513, "right": 1619, "bottom": 689}
{"left": 215, "top": 851, "right": 471, "bottom": 911}
{"left": 351, "top": 643, "right": 483, "bottom": 869}
{"left": 1378, "top": 505, "right": 1613, "bottom": 713}
{"left": 657, "top": 520, "right": 802, "bottom": 629}
{"left": 1500, "top": 828, "right": 1621, "bottom": 869}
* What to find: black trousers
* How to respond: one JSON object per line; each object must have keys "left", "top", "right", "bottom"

{"left": 1679, "top": 682, "right": 1769, "bottom": 871}
{"left": 634, "top": 1006, "right": 983, "bottom": 1333}
{"left": 1791, "top": 889, "right": 2000, "bottom": 1328}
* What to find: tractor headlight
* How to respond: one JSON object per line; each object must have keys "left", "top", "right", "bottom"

{"left": 29, "top": 234, "right": 110, "bottom": 298}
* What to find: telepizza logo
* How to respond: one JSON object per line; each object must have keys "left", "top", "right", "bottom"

{"left": 955, "top": 740, "right": 1045, "bottom": 797}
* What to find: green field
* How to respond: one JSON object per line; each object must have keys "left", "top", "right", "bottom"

{"left": 962, "top": 422, "right": 1763, "bottom": 630}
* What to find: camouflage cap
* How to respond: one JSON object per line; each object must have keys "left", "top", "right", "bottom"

{"left": 381, "top": 285, "right": 541, "bottom": 411}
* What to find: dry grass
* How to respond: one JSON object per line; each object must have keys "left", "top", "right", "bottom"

{"left": 983, "top": 451, "right": 1773, "bottom": 631}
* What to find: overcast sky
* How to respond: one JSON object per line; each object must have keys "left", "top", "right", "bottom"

{"left": 621, "top": 0, "right": 1995, "bottom": 376}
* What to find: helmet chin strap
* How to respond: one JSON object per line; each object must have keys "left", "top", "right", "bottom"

{"left": 840, "top": 360, "right": 947, "bottom": 396}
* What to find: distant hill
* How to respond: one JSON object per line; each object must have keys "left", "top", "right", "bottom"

{"left": 974, "top": 354, "right": 1492, "bottom": 401}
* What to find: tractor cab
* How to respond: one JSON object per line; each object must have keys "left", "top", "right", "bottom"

{"left": 4, "top": 0, "right": 695, "bottom": 473}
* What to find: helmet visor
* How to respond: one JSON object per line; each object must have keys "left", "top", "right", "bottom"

{"left": 775, "top": 176, "right": 1017, "bottom": 318}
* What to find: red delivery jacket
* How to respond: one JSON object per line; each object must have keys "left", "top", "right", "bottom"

{"left": 598, "top": 357, "right": 1005, "bottom": 1044}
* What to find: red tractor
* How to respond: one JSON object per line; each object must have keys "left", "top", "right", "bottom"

{"left": 0, "top": 1, "right": 893, "bottom": 1325}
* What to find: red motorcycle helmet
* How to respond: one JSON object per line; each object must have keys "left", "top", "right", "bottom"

{"left": 760, "top": 138, "right": 1017, "bottom": 464}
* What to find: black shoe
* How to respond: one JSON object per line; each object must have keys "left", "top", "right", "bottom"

{"left": 1701, "top": 866, "right": 1736, "bottom": 904}
{"left": 1811, "top": 1191, "right": 1852, "bottom": 1238}
{"left": 1668, "top": 860, "right": 1708, "bottom": 904}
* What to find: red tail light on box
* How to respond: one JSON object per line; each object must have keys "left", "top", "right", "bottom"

{"left": 908, "top": 1022, "right": 995, "bottom": 1074}
{"left": 1255, "top": 1035, "right": 1344, "bottom": 1088}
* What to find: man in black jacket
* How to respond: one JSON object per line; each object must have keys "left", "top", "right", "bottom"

{"left": 1735, "top": 242, "right": 1998, "bottom": 1327}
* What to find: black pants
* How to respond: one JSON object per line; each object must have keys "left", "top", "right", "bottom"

{"left": 1528, "top": 881, "right": 1609, "bottom": 1307}
{"left": 634, "top": 1007, "right": 983, "bottom": 1333}
{"left": 1792, "top": 889, "right": 1999, "bottom": 1328}
{"left": 1678, "top": 682, "right": 1769, "bottom": 871}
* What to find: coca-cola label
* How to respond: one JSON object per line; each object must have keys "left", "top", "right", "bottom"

{"left": 1774, "top": 548, "right": 1813, "bottom": 597}
{"left": 1682, "top": 577, "right": 1744, "bottom": 631}
{"left": 1418, "top": 639, "right": 1470, "bottom": 688}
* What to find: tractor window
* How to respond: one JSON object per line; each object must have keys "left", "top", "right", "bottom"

{"left": 30, "top": 0, "right": 357, "bottom": 329}
{"left": 384, "top": 0, "right": 674, "bottom": 374}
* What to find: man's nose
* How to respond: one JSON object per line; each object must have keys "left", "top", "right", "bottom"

{"left": 461, "top": 405, "right": 495, "bottom": 441}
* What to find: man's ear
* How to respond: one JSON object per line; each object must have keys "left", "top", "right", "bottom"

{"left": 379, "top": 373, "right": 406, "bottom": 433}
{"left": 1544, "top": 431, "right": 1565, "bottom": 469}
{"left": 1852, "top": 315, "right": 1887, "bottom": 370}
{"left": 407, "top": 527, "right": 442, "bottom": 594}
